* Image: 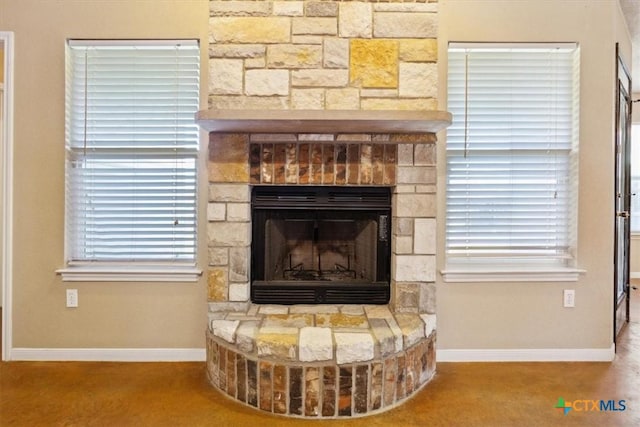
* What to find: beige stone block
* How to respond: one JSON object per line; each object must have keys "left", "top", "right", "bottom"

{"left": 208, "top": 184, "right": 250, "bottom": 203}
{"left": 263, "top": 314, "right": 314, "bottom": 328}
{"left": 394, "top": 217, "right": 414, "bottom": 236}
{"left": 209, "top": 1, "right": 271, "bottom": 16}
{"left": 207, "top": 203, "right": 226, "bottom": 221}
{"left": 395, "top": 282, "right": 420, "bottom": 313}
{"left": 419, "top": 283, "right": 436, "bottom": 314}
{"left": 267, "top": 44, "right": 322, "bottom": 68}
{"left": 394, "top": 184, "right": 416, "bottom": 194}
{"left": 416, "top": 184, "right": 437, "bottom": 193}
{"left": 394, "top": 255, "right": 435, "bottom": 282}
{"left": 229, "top": 283, "right": 249, "bottom": 302}
{"left": 373, "top": 13, "right": 438, "bottom": 38}
{"left": 227, "top": 203, "right": 250, "bottom": 222}
{"left": 229, "top": 247, "right": 249, "bottom": 281}
{"left": 209, "top": 44, "right": 265, "bottom": 59}
{"left": 209, "top": 59, "right": 243, "bottom": 95}
{"left": 399, "top": 39, "right": 438, "bottom": 62}
{"left": 326, "top": 88, "right": 360, "bottom": 110}
{"left": 364, "top": 305, "right": 394, "bottom": 319}
{"left": 369, "top": 318, "right": 396, "bottom": 357}
{"left": 208, "top": 95, "right": 288, "bottom": 110}
{"left": 340, "top": 305, "right": 365, "bottom": 315}
{"left": 360, "top": 88, "right": 397, "bottom": 98}
{"left": 208, "top": 247, "right": 228, "bottom": 266}
{"left": 414, "top": 218, "right": 436, "bottom": 255}
{"left": 394, "top": 313, "right": 426, "bottom": 348}
{"left": 210, "top": 319, "right": 239, "bottom": 343}
{"left": 208, "top": 222, "right": 251, "bottom": 246}
{"left": 306, "top": 1, "right": 338, "bottom": 17}
{"left": 245, "top": 69, "right": 290, "bottom": 96}
{"left": 339, "top": 2, "right": 372, "bottom": 38}
{"left": 393, "top": 235, "right": 413, "bottom": 254}
{"left": 291, "top": 89, "right": 325, "bottom": 109}
{"left": 256, "top": 332, "right": 298, "bottom": 360}
{"left": 258, "top": 305, "right": 289, "bottom": 315}
{"left": 316, "top": 313, "right": 368, "bottom": 329}
{"left": 291, "top": 35, "right": 323, "bottom": 45}
{"left": 244, "top": 57, "right": 266, "bottom": 69}
{"left": 208, "top": 134, "right": 249, "bottom": 182}
{"left": 273, "top": 1, "right": 304, "bottom": 16}
{"left": 207, "top": 268, "right": 228, "bottom": 301}
{"left": 350, "top": 39, "right": 398, "bottom": 89}
{"left": 210, "top": 17, "right": 291, "bottom": 43}
{"left": 291, "top": 69, "right": 348, "bottom": 87}
{"left": 396, "top": 193, "right": 436, "bottom": 217}
{"left": 420, "top": 313, "right": 437, "bottom": 337}
{"left": 414, "top": 143, "right": 437, "bottom": 166}
{"left": 397, "top": 166, "right": 436, "bottom": 185}
{"left": 374, "top": 3, "right": 438, "bottom": 13}
{"left": 399, "top": 62, "right": 438, "bottom": 98}
{"left": 299, "top": 327, "right": 333, "bottom": 362}
{"left": 292, "top": 17, "right": 337, "bottom": 35}
{"left": 236, "top": 320, "right": 259, "bottom": 352}
{"left": 397, "top": 144, "right": 414, "bottom": 165}
{"left": 361, "top": 97, "right": 438, "bottom": 111}
{"left": 323, "top": 38, "right": 349, "bottom": 69}
{"left": 334, "top": 333, "right": 374, "bottom": 364}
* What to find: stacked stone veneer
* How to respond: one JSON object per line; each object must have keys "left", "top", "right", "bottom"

{"left": 205, "top": 0, "right": 440, "bottom": 418}
{"left": 208, "top": 0, "right": 438, "bottom": 110}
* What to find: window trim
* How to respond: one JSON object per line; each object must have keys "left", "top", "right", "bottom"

{"left": 56, "top": 263, "right": 202, "bottom": 282}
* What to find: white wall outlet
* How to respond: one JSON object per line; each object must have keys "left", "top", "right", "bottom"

{"left": 66, "top": 289, "right": 78, "bottom": 308}
{"left": 563, "top": 289, "right": 575, "bottom": 308}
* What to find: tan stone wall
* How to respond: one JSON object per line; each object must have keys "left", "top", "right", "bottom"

{"left": 208, "top": 0, "right": 438, "bottom": 111}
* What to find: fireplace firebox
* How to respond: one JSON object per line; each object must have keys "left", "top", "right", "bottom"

{"left": 251, "top": 186, "right": 391, "bottom": 304}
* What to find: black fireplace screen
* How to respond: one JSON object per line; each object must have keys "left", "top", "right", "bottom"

{"left": 251, "top": 186, "right": 391, "bottom": 304}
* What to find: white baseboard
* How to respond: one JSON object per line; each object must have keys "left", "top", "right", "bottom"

{"left": 436, "top": 345, "right": 615, "bottom": 362}
{"left": 630, "top": 272, "right": 640, "bottom": 279}
{"left": 9, "top": 348, "right": 206, "bottom": 362}
{"left": 9, "top": 347, "right": 614, "bottom": 363}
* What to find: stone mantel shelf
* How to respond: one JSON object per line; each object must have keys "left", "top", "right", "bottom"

{"left": 196, "top": 109, "right": 452, "bottom": 134}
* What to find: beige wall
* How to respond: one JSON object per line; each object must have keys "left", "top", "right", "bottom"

{"left": 0, "top": 46, "right": 4, "bottom": 83}
{"left": 437, "top": 0, "right": 631, "bottom": 350}
{"left": 0, "top": 0, "right": 210, "bottom": 349}
{"left": 0, "top": 0, "right": 633, "bottom": 353}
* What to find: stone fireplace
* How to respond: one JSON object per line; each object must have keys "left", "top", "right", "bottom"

{"left": 199, "top": 0, "right": 449, "bottom": 418}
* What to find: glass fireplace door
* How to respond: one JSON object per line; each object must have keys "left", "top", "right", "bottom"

{"left": 251, "top": 186, "right": 391, "bottom": 304}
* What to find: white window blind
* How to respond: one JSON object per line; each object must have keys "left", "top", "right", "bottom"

{"left": 65, "top": 40, "right": 200, "bottom": 263}
{"left": 446, "top": 43, "right": 580, "bottom": 270}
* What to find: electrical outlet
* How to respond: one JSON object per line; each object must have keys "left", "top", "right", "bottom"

{"left": 66, "top": 289, "right": 78, "bottom": 308}
{"left": 563, "top": 289, "right": 575, "bottom": 308}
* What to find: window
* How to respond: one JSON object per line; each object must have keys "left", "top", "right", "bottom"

{"left": 443, "top": 43, "right": 581, "bottom": 282}
{"left": 60, "top": 40, "right": 201, "bottom": 281}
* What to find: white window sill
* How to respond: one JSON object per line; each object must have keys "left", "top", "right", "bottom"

{"left": 440, "top": 268, "right": 585, "bottom": 283}
{"left": 56, "top": 264, "right": 202, "bottom": 282}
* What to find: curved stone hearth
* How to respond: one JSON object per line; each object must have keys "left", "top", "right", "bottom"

{"left": 206, "top": 304, "right": 436, "bottom": 418}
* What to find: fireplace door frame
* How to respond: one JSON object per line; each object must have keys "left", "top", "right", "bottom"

{"left": 251, "top": 186, "right": 392, "bottom": 305}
